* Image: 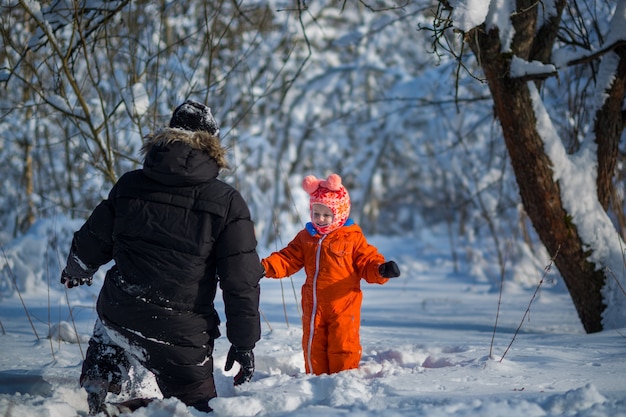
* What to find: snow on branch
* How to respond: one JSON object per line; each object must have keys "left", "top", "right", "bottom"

{"left": 509, "top": 56, "right": 558, "bottom": 81}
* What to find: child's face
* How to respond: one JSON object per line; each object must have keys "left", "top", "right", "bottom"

{"left": 311, "top": 204, "right": 334, "bottom": 228}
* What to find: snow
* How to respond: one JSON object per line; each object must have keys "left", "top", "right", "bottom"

{"left": 448, "top": 0, "right": 489, "bottom": 32}
{"left": 509, "top": 56, "right": 556, "bottom": 78}
{"left": 2, "top": 3, "right": 626, "bottom": 415}
{"left": 485, "top": 0, "right": 514, "bottom": 51}
{"left": 1, "top": 219, "right": 625, "bottom": 417}
{"left": 605, "top": 0, "right": 626, "bottom": 46}
{"left": 130, "top": 84, "right": 150, "bottom": 118}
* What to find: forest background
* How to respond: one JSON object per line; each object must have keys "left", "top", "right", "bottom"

{"left": 0, "top": 0, "right": 625, "bottom": 332}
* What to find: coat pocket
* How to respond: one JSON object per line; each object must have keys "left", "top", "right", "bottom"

{"left": 329, "top": 240, "right": 353, "bottom": 257}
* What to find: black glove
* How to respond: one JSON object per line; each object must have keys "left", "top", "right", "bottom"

{"left": 224, "top": 345, "right": 254, "bottom": 386}
{"left": 61, "top": 248, "right": 97, "bottom": 288}
{"left": 379, "top": 261, "right": 400, "bottom": 278}
{"left": 61, "top": 268, "right": 93, "bottom": 288}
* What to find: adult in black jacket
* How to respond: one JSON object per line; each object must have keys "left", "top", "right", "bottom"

{"left": 61, "top": 100, "right": 264, "bottom": 414}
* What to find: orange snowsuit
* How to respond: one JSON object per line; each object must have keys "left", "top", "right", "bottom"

{"left": 262, "top": 220, "right": 389, "bottom": 375}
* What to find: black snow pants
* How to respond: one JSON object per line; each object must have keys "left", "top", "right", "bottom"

{"left": 80, "top": 319, "right": 216, "bottom": 412}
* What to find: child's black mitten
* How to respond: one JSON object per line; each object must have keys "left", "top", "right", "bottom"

{"left": 379, "top": 261, "right": 400, "bottom": 278}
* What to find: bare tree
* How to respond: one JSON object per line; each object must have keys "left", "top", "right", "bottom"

{"left": 0, "top": 0, "right": 306, "bottom": 227}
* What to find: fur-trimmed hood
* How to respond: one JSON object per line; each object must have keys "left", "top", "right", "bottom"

{"left": 142, "top": 127, "right": 228, "bottom": 169}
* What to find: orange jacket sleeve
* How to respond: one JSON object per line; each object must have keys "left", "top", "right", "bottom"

{"left": 262, "top": 231, "right": 306, "bottom": 278}
{"left": 352, "top": 231, "right": 388, "bottom": 284}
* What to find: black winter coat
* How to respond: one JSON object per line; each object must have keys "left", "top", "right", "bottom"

{"left": 69, "top": 128, "right": 264, "bottom": 352}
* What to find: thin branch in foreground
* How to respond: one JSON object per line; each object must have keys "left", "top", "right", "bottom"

{"left": 45, "top": 241, "right": 56, "bottom": 362}
{"left": 566, "top": 40, "right": 626, "bottom": 66}
{"left": 1, "top": 245, "right": 40, "bottom": 340}
{"left": 607, "top": 239, "right": 625, "bottom": 337}
{"left": 489, "top": 240, "right": 512, "bottom": 359}
{"left": 54, "top": 255, "right": 86, "bottom": 360}
{"left": 259, "top": 307, "right": 272, "bottom": 332}
{"left": 499, "top": 245, "right": 560, "bottom": 363}
{"left": 605, "top": 236, "right": 626, "bottom": 298}
{"left": 279, "top": 278, "right": 290, "bottom": 329}
{"left": 50, "top": 219, "right": 85, "bottom": 360}
{"left": 604, "top": 267, "right": 626, "bottom": 298}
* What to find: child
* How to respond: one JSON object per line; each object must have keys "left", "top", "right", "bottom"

{"left": 262, "top": 173, "right": 400, "bottom": 375}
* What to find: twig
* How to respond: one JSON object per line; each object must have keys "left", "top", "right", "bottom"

{"left": 290, "top": 276, "right": 302, "bottom": 318}
{"left": 567, "top": 40, "right": 626, "bottom": 66}
{"left": 45, "top": 241, "right": 57, "bottom": 362}
{"left": 1, "top": 245, "right": 40, "bottom": 340}
{"left": 605, "top": 238, "right": 626, "bottom": 339}
{"left": 605, "top": 236, "right": 626, "bottom": 297}
{"left": 64, "top": 290, "right": 85, "bottom": 359}
{"left": 490, "top": 240, "right": 512, "bottom": 359}
{"left": 259, "top": 307, "right": 272, "bottom": 332}
{"left": 620, "top": 238, "right": 626, "bottom": 270}
{"left": 499, "top": 245, "right": 560, "bottom": 362}
{"left": 279, "top": 279, "right": 290, "bottom": 328}
{"left": 51, "top": 222, "right": 85, "bottom": 360}
{"left": 604, "top": 267, "right": 626, "bottom": 297}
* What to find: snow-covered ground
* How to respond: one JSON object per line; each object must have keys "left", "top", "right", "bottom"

{"left": 0, "top": 220, "right": 625, "bottom": 416}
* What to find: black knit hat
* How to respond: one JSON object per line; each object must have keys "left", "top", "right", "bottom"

{"left": 169, "top": 99, "right": 219, "bottom": 136}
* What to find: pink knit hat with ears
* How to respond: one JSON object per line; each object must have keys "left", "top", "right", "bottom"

{"left": 302, "top": 173, "right": 351, "bottom": 235}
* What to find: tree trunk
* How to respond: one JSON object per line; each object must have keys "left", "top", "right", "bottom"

{"left": 466, "top": 25, "right": 606, "bottom": 333}
{"left": 594, "top": 45, "right": 626, "bottom": 210}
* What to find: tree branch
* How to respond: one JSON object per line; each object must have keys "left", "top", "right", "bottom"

{"left": 567, "top": 40, "right": 626, "bottom": 66}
